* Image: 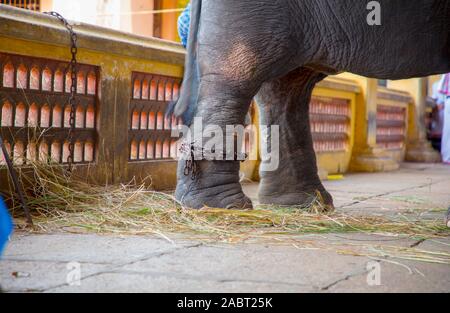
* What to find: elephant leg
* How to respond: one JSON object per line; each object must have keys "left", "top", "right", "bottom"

{"left": 174, "top": 78, "right": 254, "bottom": 209}
{"left": 255, "top": 67, "right": 334, "bottom": 210}
{"left": 173, "top": 0, "right": 301, "bottom": 209}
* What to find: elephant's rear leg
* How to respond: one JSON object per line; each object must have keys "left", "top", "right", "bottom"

{"left": 255, "top": 67, "right": 334, "bottom": 210}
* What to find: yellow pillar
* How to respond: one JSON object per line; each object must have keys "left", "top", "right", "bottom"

{"left": 388, "top": 78, "right": 441, "bottom": 162}
{"left": 160, "top": 0, "right": 178, "bottom": 41}
{"left": 337, "top": 73, "right": 399, "bottom": 172}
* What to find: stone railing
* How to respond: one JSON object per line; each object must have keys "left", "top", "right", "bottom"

{"left": 376, "top": 87, "right": 411, "bottom": 161}
{"left": 311, "top": 76, "right": 360, "bottom": 178}
{"left": 0, "top": 4, "right": 184, "bottom": 190}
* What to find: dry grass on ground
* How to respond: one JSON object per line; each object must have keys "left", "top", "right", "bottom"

{"left": 2, "top": 161, "right": 450, "bottom": 265}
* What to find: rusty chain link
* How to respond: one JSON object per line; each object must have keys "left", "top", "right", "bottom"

{"left": 44, "top": 11, "right": 78, "bottom": 172}
{"left": 182, "top": 142, "right": 200, "bottom": 180}
{"left": 180, "top": 141, "right": 248, "bottom": 181}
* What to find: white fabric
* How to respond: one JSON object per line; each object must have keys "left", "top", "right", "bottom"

{"left": 432, "top": 78, "right": 446, "bottom": 105}
{"left": 438, "top": 73, "right": 450, "bottom": 96}
{"left": 442, "top": 97, "right": 450, "bottom": 163}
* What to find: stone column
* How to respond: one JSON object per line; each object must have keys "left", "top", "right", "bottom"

{"left": 160, "top": 0, "right": 179, "bottom": 41}
{"left": 388, "top": 78, "right": 441, "bottom": 163}
{"left": 345, "top": 75, "right": 399, "bottom": 172}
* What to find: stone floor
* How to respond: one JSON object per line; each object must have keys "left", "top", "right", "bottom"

{"left": 1, "top": 163, "right": 450, "bottom": 292}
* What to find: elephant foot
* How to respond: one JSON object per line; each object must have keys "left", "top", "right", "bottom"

{"left": 175, "top": 161, "right": 253, "bottom": 210}
{"left": 175, "top": 184, "right": 253, "bottom": 210}
{"left": 258, "top": 182, "right": 334, "bottom": 212}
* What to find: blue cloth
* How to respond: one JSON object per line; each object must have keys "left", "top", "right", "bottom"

{"left": 178, "top": 3, "right": 191, "bottom": 48}
{"left": 0, "top": 196, "right": 13, "bottom": 256}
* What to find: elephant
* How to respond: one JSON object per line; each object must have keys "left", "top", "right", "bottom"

{"left": 170, "top": 0, "right": 450, "bottom": 210}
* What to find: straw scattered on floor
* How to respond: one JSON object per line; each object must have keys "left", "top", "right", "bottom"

{"left": 2, "top": 161, "right": 450, "bottom": 265}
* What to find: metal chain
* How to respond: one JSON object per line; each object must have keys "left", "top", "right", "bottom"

{"left": 181, "top": 142, "right": 200, "bottom": 180}
{"left": 180, "top": 141, "right": 248, "bottom": 181}
{"left": 44, "top": 11, "right": 78, "bottom": 172}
